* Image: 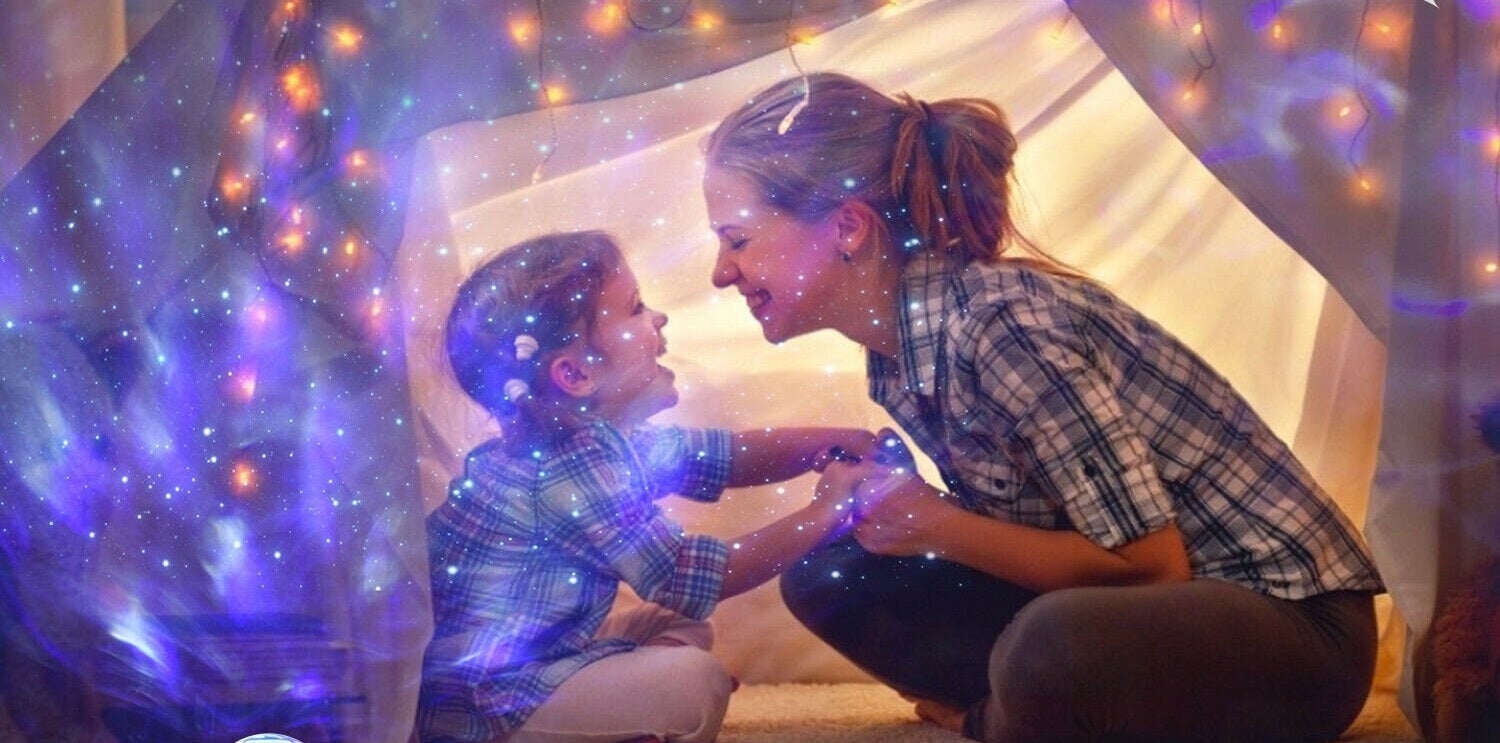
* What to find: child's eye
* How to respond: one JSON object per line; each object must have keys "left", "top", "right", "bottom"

{"left": 633, "top": 302, "right": 646, "bottom": 315}
{"left": 728, "top": 237, "right": 749, "bottom": 251}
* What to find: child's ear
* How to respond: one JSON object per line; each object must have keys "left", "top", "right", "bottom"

{"left": 548, "top": 351, "right": 596, "bottom": 399}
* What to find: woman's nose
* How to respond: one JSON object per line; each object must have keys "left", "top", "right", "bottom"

{"left": 711, "top": 248, "right": 737, "bottom": 289}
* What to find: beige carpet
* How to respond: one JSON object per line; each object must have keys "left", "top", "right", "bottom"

{"left": 718, "top": 683, "right": 1420, "bottom": 743}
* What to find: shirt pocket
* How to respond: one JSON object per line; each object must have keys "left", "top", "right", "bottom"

{"left": 950, "top": 446, "right": 1071, "bottom": 529}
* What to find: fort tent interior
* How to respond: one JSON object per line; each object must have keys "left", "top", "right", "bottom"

{"left": 0, "top": 0, "right": 1493, "bottom": 741}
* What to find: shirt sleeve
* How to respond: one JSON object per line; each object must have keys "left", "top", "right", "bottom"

{"left": 547, "top": 437, "right": 730, "bottom": 620}
{"left": 627, "top": 426, "right": 733, "bottom": 503}
{"left": 966, "top": 305, "right": 1176, "bottom": 549}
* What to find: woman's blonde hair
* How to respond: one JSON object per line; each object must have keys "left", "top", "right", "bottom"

{"left": 706, "top": 72, "right": 1075, "bottom": 273}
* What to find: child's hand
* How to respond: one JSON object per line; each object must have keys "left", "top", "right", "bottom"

{"left": 812, "top": 429, "right": 881, "bottom": 472}
{"left": 812, "top": 459, "right": 867, "bottom": 513}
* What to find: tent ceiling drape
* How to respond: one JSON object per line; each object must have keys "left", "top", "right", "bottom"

{"left": 3, "top": 0, "right": 1490, "bottom": 740}
{"left": 1067, "top": 2, "right": 1499, "bottom": 736}
{"left": 397, "top": 0, "right": 1390, "bottom": 706}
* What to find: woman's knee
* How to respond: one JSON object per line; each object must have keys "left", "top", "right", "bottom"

{"left": 986, "top": 590, "right": 1117, "bottom": 728}
{"left": 778, "top": 542, "right": 856, "bottom": 625}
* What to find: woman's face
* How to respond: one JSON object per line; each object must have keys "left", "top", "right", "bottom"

{"left": 703, "top": 166, "right": 844, "bottom": 344}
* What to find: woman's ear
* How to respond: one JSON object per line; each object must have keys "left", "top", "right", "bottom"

{"left": 832, "top": 200, "right": 879, "bottom": 259}
{"left": 548, "top": 351, "right": 596, "bottom": 399}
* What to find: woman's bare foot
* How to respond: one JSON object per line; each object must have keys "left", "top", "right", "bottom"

{"left": 901, "top": 694, "right": 966, "bottom": 734}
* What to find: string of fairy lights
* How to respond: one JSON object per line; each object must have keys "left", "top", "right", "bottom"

{"left": 204, "top": 0, "right": 872, "bottom": 499}
{"left": 1491, "top": 20, "right": 1500, "bottom": 276}
{"left": 202, "top": 0, "right": 1492, "bottom": 498}
{"left": 1158, "top": 0, "right": 1498, "bottom": 277}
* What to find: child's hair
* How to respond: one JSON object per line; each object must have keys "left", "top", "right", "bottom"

{"left": 445, "top": 231, "right": 623, "bottom": 444}
{"left": 706, "top": 71, "right": 1078, "bottom": 275}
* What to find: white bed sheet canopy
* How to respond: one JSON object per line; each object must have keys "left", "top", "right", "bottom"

{"left": 398, "top": 0, "right": 1387, "bottom": 693}
{"left": 6, "top": 0, "right": 1473, "bottom": 740}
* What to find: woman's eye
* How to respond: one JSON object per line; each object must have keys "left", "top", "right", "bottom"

{"left": 633, "top": 302, "right": 646, "bottom": 315}
{"left": 729, "top": 238, "right": 749, "bottom": 251}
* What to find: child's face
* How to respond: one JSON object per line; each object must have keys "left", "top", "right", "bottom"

{"left": 581, "top": 263, "right": 678, "bottom": 427}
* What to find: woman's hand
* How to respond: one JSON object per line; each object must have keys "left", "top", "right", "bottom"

{"left": 851, "top": 469, "right": 960, "bottom": 557}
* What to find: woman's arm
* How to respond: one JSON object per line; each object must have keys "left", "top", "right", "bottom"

{"left": 852, "top": 472, "right": 1192, "bottom": 593}
{"left": 716, "top": 463, "right": 860, "bottom": 599}
{"left": 726, "top": 427, "right": 877, "bottom": 487}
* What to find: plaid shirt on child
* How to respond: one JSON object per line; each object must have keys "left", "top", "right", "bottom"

{"left": 418, "top": 422, "right": 733, "bottom": 742}
{"left": 869, "top": 252, "right": 1383, "bottom": 600}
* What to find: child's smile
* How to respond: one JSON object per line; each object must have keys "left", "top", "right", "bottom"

{"left": 581, "top": 264, "right": 678, "bottom": 427}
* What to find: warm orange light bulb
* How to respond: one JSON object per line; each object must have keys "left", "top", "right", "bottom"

{"left": 1324, "top": 93, "right": 1362, "bottom": 132}
{"left": 587, "top": 3, "right": 625, "bottom": 34}
{"left": 691, "top": 11, "right": 722, "bottom": 31}
{"left": 330, "top": 25, "right": 362, "bottom": 53}
{"left": 1152, "top": 0, "right": 1172, "bottom": 24}
{"left": 277, "top": 231, "right": 305, "bottom": 253}
{"left": 346, "top": 149, "right": 372, "bottom": 173}
{"left": 275, "top": 0, "right": 304, "bottom": 22}
{"left": 280, "top": 64, "right": 320, "bottom": 110}
{"left": 1191, "top": 21, "right": 1203, "bottom": 35}
{"left": 249, "top": 301, "right": 271, "bottom": 330}
{"left": 544, "top": 85, "right": 568, "bottom": 105}
{"left": 1486, "top": 261, "right": 1499, "bottom": 274}
{"left": 1364, "top": 11, "right": 1407, "bottom": 51}
{"left": 344, "top": 237, "right": 359, "bottom": 256}
{"left": 1351, "top": 171, "right": 1381, "bottom": 200}
{"left": 1488, "top": 131, "right": 1500, "bottom": 158}
{"left": 233, "top": 370, "right": 258, "bottom": 402}
{"left": 232, "top": 462, "right": 257, "bottom": 496}
{"left": 220, "top": 175, "right": 250, "bottom": 202}
{"left": 509, "top": 18, "right": 536, "bottom": 43}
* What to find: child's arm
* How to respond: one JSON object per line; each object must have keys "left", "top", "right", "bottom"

{"left": 717, "top": 461, "right": 862, "bottom": 600}
{"left": 727, "top": 428, "right": 877, "bottom": 487}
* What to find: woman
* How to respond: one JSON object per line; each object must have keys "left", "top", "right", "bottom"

{"left": 701, "top": 72, "right": 1384, "bottom": 743}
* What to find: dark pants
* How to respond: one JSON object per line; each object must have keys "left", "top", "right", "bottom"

{"left": 781, "top": 536, "right": 1377, "bottom": 743}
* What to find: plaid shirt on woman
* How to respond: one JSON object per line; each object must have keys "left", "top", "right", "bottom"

{"left": 869, "top": 252, "right": 1383, "bottom": 600}
{"left": 417, "top": 422, "right": 732, "bottom": 742}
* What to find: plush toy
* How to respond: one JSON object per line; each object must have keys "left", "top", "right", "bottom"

{"left": 1432, "top": 556, "right": 1500, "bottom": 742}
{"left": 1429, "top": 395, "right": 1500, "bottom": 742}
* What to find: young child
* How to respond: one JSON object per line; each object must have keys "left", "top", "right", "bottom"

{"left": 417, "top": 230, "right": 874, "bottom": 743}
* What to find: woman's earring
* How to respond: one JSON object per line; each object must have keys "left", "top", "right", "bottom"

{"left": 840, "top": 251, "right": 854, "bottom": 264}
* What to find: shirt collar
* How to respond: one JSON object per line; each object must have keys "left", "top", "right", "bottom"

{"left": 870, "top": 250, "right": 960, "bottom": 397}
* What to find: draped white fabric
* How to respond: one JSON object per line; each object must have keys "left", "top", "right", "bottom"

{"left": 0, "top": 0, "right": 1401, "bottom": 734}
{"left": 397, "top": 0, "right": 1390, "bottom": 686}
